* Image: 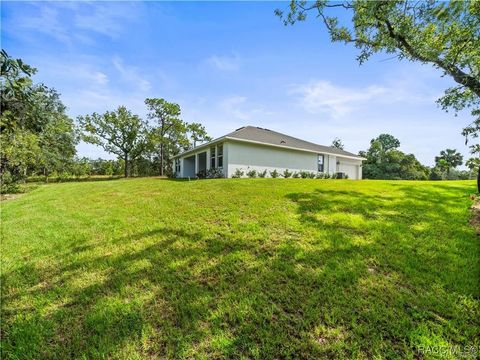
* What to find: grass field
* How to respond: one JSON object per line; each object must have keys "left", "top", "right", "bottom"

{"left": 1, "top": 178, "right": 479, "bottom": 359}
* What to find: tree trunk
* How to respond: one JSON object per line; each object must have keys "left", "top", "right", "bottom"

{"left": 477, "top": 166, "right": 480, "bottom": 193}
{"left": 124, "top": 154, "right": 129, "bottom": 178}
{"left": 159, "top": 143, "right": 164, "bottom": 176}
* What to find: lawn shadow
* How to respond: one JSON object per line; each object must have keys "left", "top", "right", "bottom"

{"left": 1, "top": 182, "right": 479, "bottom": 359}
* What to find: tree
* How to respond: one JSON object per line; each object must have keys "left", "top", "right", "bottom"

{"left": 187, "top": 122, "right": 212, "bottom": 148}
{"left": 359, "top": 133, "right": 428, "bottom": 180}
{"left": 77, "top": 106, "right": 150, "bottom": 177}
{"left": 276, "top": 1, "right": 480, "bottom": 189}
{"left": 466, "top": 157, "right": 480, "bottom": 178}
{"left": 435, "top": 149, "right": 463, "bottom": 175}
{"left": 331, "top": 137, "right": 344, "bottom": 150}
{"left": 145, "top": 98, "right": 188, "bottom": 176}
{"left": 1, "top": 50, "right": 77, "bottom": 191}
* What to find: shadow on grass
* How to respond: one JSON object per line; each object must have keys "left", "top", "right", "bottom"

{"left": 1, "top": 183, "right": 479, "bottom": 359}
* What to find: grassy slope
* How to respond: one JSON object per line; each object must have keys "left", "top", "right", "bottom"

{"left": 1, "top": 179, "right": 479, "bottom": 359}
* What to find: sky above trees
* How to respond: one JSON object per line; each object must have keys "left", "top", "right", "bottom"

{"left": 1, "top": 1, "right": 472, "bottom": 166}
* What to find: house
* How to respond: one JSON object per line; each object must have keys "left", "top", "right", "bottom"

{"left": 173, "top": 126, "right": 365, "bottom": 179}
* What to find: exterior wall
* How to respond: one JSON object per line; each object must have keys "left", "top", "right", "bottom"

{"left": 226, "top": 140, "right": 318, "bottom": 177}
{"left": 336, "top": 158, "right": 363, "bottom": 179}
{"left": 175, "top": 140, "right": 363, "bottom": 179}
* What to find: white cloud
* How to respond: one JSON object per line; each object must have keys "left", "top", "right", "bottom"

{"left": 207, "top": 54, "right": 241, "bottom": 72}
{"left": 290, "top": 80, "right": 387, "bottom": 118}
{"left": 290, "top": 78, "right": 440, "bottom": 118}
{"left": 219, "top": 95, "right": 274, "bottom": 122}
{"left": 74, "top": 3, "right": 139, "bottom": 38}
{"left": 112, "top": 57, "right": 151, "bottom": 92}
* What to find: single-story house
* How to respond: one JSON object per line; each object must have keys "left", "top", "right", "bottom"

{"left": 172, "top": 126, "right": 365, "bottom": 179}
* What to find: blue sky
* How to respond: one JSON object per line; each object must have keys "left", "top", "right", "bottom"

{"left": 1, "top": 1, "right": 473, "bottom": 166}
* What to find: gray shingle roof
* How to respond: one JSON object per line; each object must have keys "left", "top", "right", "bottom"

{"left": 225, "top": 126, "right": 362, "bottom": 158}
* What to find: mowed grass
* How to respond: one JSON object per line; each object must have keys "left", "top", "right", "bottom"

{"left": 1, "top": 178, "right": 479, "bottom": 359}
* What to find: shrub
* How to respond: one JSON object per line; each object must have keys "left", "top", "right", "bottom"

{"left": 292, "top": 172, "right": 300, "bottom": 178}
{"left": 283, "top": 169, "right": 293, "bottom": 178}
{"left": 196, "top": 170, "right": 207, "bottom": 179}
{"left": 0, "top": 171, "right": 21, "bottom": 194}
{"left": 345, "top": 174, "right": 349, "bottom": 179}
{"left": 258, "top": 169, "right": 267, "bottom": 178}
{"left": 246, "top": 169, "right": 257, "bottom": 178}
{"left": 206, "top": 167, "right": 224, "bottom": 179}
{"left": 324, "top": 173, "right": 331, "bottom": 179}
{"left": 315, "top": 172, "right": 325, "bottom": 179}
{"left": 331, "top": 173, "right": 338, "bottom": 179}
{"left": 300, "top": 171, "right": 309, "bottom": 179}
{"left": 307, "top": 172, "right": 316, "bottom": 179}
{"left": 270, "top": 169, "right": 279, "bottom": 178}
{"left": 232, "top": 168, "right": 244, "bottom": 178}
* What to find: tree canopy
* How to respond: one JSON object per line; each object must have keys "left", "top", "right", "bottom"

{"left": 276, "top": 0, "right": 480, "bottom": 188}
{"left": 435, "top": 148, "right": 463, "bottom": 175}
{"left": 0, "top": 50, "right": 77, "bottom": 192}
{"left": 78, "top": 106, "right": 150, "bottom": 177}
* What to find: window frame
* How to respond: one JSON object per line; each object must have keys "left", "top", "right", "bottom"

{"left": 210, "top": 146, "right": 216, "bottom": 168}
{"left": 217, "top": 144, "right": 223, "bottom": 168}
{"left": 318, "top": 154, "right": 324, "bottom": 172}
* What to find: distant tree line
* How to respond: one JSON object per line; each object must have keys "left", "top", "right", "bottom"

{"left": 0, "top": 51, "right": 211, "bottom": 192}
{"left": 331, "top": 135, "right": 474, "bottom": 180}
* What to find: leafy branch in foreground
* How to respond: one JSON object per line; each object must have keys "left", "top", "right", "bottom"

{"left": 276, "top": 0, "right": 480, "bottom": 189}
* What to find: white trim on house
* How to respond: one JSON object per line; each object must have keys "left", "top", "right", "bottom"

{"left": 172, "top": 126, "right": 365, "bottom": 179}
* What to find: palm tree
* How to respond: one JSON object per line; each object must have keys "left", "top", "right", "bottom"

{"left": 435, "top": 149, "right": 463, "bottom": 175}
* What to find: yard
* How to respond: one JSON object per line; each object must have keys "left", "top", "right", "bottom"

{"left": 1, "top": 178, "right": 479, "bottom": 359}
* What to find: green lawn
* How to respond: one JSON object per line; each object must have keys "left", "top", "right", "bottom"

{"left": 1, "top": 179, "right": 479, "bottom": 359}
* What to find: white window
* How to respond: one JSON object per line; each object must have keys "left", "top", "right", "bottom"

{"left": 318, "top": 154, "right": 324, "bottom": 172}
{"left": 217, "top": 144, "right": 223, "bottom": 168}
{"left": 210, "top": 146, "right": 216, "bottom": 168}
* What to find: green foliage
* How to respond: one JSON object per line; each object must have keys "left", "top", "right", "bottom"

{"left": 360, "top": 134, "right": 428, "bottom": 180}
{"left": 277, "top": 1, "right": 480, "bottom": 187}
{"left": 78, "top": 106, "right": 150, "bottom": 178}
{"left": 331, "top": 137, "right": 344, "bottom": 150}
{"left": 299, "top": 171, "right": 309, "bottom": 179}
{"left": 435, "top": 149, "right": 463, "bottom": 175}
{"left": 231, "top": 168, "right": 244, "bottom": 178}
{"left": 0, "top": 50, "right": 77, "bottom": 192}
{"left": 292, "top": 172, "right": 300, "bottom": 178}
{"left": 283, "top": 169, "right": 293, "bottom": 178}
{"left": 246, "top": 169, "right": 257, "bottom": 178}
{"left": 2, "top": 179, "right": 478, "bottom": 358}
{"left": 269, "top": 169, "right": 279, "bottom": 178}
{"left": 145, "top": 98, "right": 188, "bottom": 176}
{"left": 258, "top": 169, "right": 268, "bottom": 178}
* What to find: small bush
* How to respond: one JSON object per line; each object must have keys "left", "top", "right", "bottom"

{"left": 331, "top": 173, "right": 338, "bottom": 179}
{"left": 292, "top": 172, "right": 300, "bottom": 178}
{"left": 0, "top": 172, "right": 21, "bottom": 194}
{"left": 283, "top": 169, "right": 293, "bottom": 178}
{"left": 246, "top": 169, "right": 257, "bottom": 178}
{"left": 299, "top": 171, "right": 309, "bottom": 179}
{"left": 196, "top": 170, "right": 207, "bottom": 179}
{"left": 345, "top": 174, "right": 349, "bottom": 179}
{"left": 324, "top": 173, "right": 331, "bottom": 179}
{"left": 307, "top": 172, "right": 316, "bottom": 179}
{"left": 258, "top": 169, "right": 267, "bottom": 178}
{"left": 270, "top": 169, "right": 279, "bottom": 178}
{"left": 206, "top": 167, "right": 224, "bottom": 179}
{"left": 232, "top": 168, "right": 244, "bottom": 178}
{"left": 315, "top": 172, "right": 325, "bottom": 179}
